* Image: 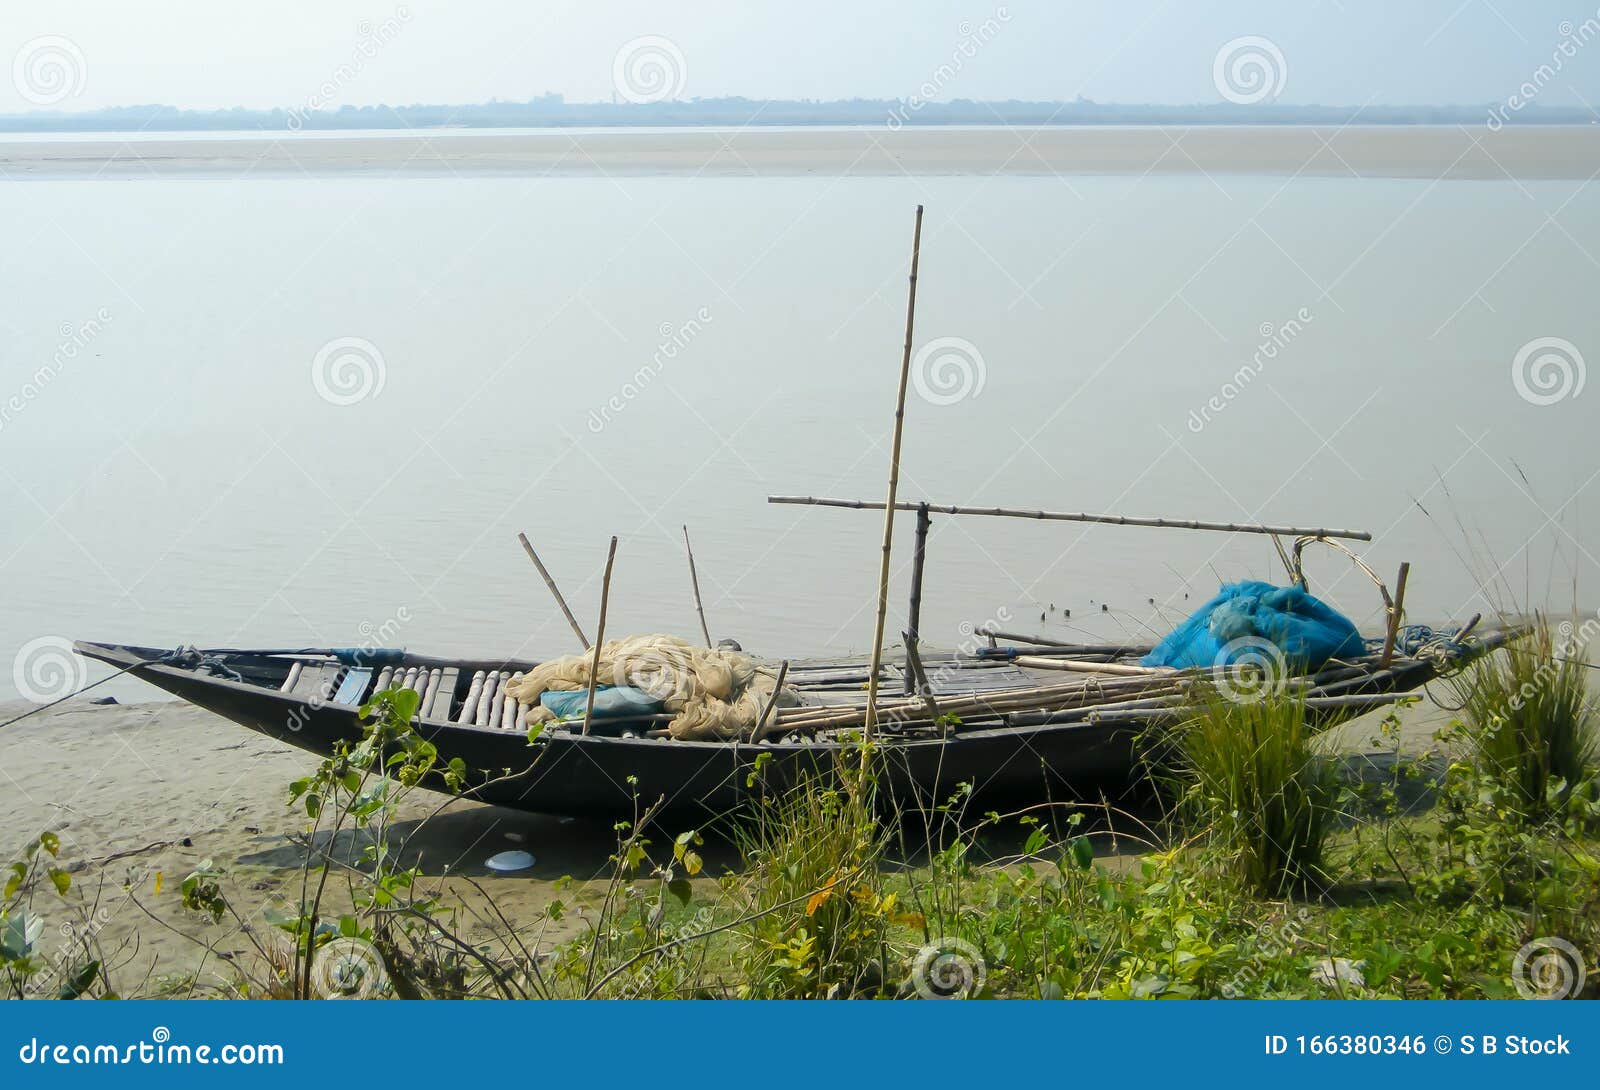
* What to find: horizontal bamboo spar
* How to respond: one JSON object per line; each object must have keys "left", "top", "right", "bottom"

{"left": 768, "top": 496, "right": 1372, "bottom": 542}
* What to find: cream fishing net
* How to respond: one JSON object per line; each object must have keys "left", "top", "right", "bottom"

{"left": 505, "top": 634, "right": 798, "bottom": 740}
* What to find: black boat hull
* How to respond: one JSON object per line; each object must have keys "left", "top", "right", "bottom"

{"left": 73, "top": 641, "right": 1441, "bottom": 821}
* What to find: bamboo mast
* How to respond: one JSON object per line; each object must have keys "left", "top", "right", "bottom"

{"left": 865, "top": 205, "right": 924, "bottom": 740}
{"left": 580, "top": 536, "right": 619, "bottom": 736}
{"left": 682, "top": 524, "right": 713, "bottom": 647}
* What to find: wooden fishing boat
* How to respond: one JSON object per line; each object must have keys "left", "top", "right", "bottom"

{"left": 73, "top": 624, "right": 1500, "bottom": 821}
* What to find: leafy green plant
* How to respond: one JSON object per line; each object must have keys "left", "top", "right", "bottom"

{"left": 2, "top": 832, "right": 112, "bottom": 999}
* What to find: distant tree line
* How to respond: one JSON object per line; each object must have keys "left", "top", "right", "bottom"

{"left": 1, "top": 96, "right": 1589, "bottom": 132}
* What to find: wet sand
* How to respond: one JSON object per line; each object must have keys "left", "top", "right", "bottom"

{"left": 2, "top": 125, "right": 1597, "bottom": 179}
{"left": 0, "top": 690, "right": 1458, "bottom": 993}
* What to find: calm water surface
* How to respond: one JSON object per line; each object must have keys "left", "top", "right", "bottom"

{"left": 2, "top": 133, "right": 1596, "bottom": 700}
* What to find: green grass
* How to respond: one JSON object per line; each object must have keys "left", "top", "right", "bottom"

{"left": 1450, "top": 620, "right": 1598, "bottom": 820}
{"left": 1172, "top": 688, "right": 1343, "bottom": 897}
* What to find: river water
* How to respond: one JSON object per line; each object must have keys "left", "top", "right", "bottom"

{"left": 2, "top": 127, "right": 1596, "bottom": 701}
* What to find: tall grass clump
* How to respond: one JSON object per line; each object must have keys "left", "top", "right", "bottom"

{"left": 731, "top": 770, "right": 894, "bottom": 998}
{"left": 1450, "top": 620, "right": 1598, "bottom": 821}
{"left": 1174, "top": 688, "right": 1342, "bottom": 896}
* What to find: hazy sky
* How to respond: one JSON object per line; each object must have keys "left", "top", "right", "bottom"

{"left": 5, "top": 0, "right": 1600, "bottom": 113}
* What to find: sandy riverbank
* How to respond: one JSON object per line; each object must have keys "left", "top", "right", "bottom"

{"left": 0, "top": 698, "right": 628, "bottom": 994}
{"left": 0, "top": 689, "right": 1460, "bottom": 993}
{"left": 2, "top": 125, "right": 1596, "bottom": 179}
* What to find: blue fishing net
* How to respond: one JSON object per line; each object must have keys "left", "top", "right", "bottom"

{"left": 1141, "top": 580, "right": 1365, "bottom": 672}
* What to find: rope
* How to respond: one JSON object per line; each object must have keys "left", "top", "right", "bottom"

{"left": 0, "top": 645, "right": 240, "bottom": 732}
{"left": 1364, "top": 624, "right": 1472, "bottom": 666}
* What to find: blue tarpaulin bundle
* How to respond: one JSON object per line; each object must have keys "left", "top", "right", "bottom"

{"left": 1141, "top": 580, "right": 1365, "bottom": 672}
{"left": 540, "top": 686, "right": 664, "bottom": 720}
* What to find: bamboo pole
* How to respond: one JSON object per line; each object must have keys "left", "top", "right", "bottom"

{"left": 778, "top": 671, "right": 1188, "bottom": 732}
{"left": 768, "top": 496, "right": 1372, "bottom": 542}
{"left": 682, "top": 524, "right": 713, "bottom": 647}
{"left": 1379, "top": 561, "right": 1411, "bottom": 668}
{"left": 580, "top": 537, "right": 619, "bottom": 736}
{"left": 517, "top": 532, "right": 591, "bottom": 651}
{"left": 749, "top": 660, "right": 790, "bottom": 742}
{"left": 864, "top": 205, "right": 925, "bottom": 740}
{"left": 904, "top": 502, "right": 931, "bottom": 695}
{"left": 902, "top": 635, "right": 944, "bottom": 724}
{"left": 982, "top": 631, "right": 1152, "bottom": 655}
{"left": 1011, "top": 655, "right": 1173, "bottom": 677}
